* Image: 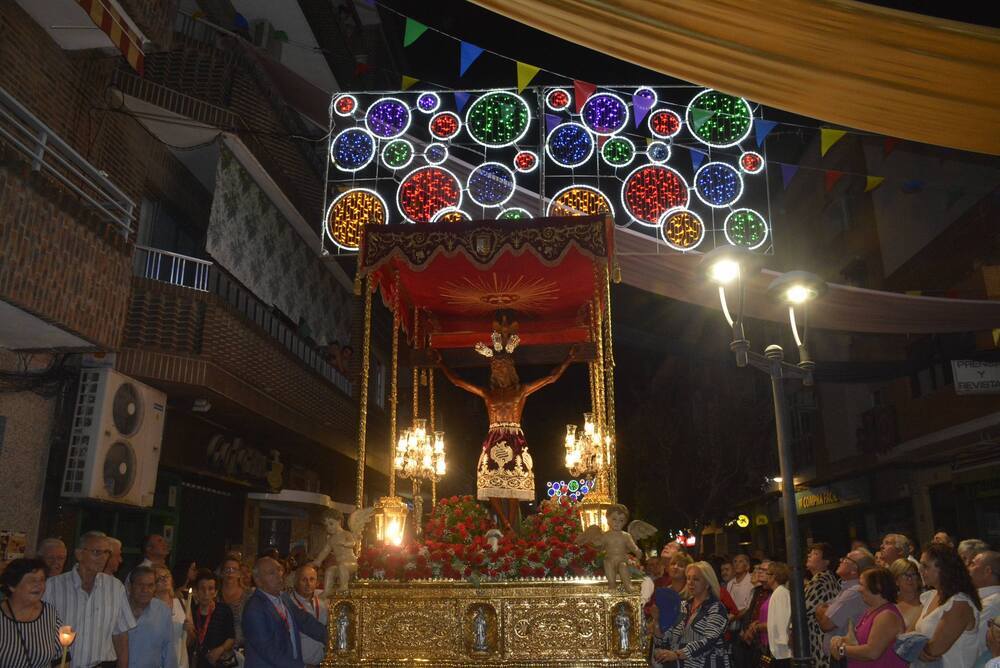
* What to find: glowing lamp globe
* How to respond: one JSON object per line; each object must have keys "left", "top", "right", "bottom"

{"left": 766, "top": 271, "right": 828, "bottom": 305}
{"left": 373, "top": 495, "right": 408, "bottom": 546}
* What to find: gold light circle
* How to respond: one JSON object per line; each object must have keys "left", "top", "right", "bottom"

{"left": 659, "top": 208, "right": 705, "bottom": 251}
{"left": 325, "top": 188, "right": 387, "bottom": 251}
{"left": 547, "top": 185, "right": 613, "bottom": 218}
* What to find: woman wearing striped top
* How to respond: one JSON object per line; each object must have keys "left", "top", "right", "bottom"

{"left": 654, "top": 561, "right": 732, "bottom": 668}
{"left": 0, "top": 558, "right": 62, "bottom": 668}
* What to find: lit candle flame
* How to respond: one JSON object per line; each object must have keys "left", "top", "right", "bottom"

{"left": 58, "top": 626, "right": 76, "bottom": 647}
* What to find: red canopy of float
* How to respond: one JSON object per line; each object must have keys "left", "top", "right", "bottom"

{"left": 357, "top": 216, "right": 614, "bottom": 349}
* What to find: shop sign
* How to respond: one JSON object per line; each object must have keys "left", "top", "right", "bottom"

{"left": 952, "top": 360, "right": 1000, "bottom": 395}
{"left": 788, "top": 479, "right": 869, "bottom": 516}
{"left": 754, "top": 514, "right": 769, "bottom": 527}
{"left": 206, "top": 434, "right": 271, "bottom": 480}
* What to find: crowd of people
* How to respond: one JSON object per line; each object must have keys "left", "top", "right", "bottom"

{"left": 0, "top": 532, "right": 328, "bottom": 668}
{"left": 641, "top": 532, "right": 1000, "bottom": 668}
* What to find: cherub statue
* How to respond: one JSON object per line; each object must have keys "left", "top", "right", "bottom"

{"left": 311, "top": 508, "right": 375, "bottom": 596}
{"left": 575, "top": 504, "right": 657, "bottom": 592}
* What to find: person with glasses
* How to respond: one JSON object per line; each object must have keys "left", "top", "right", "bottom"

{"left": 888, "top": 558, "right": 923, "bottom": 630}
{"left": 43, "top": 531, "right": 136, "bottom": 668}
{"left": 968, "top": 551, "right": 1000, "bottom": 667}
{"left": 126, "top": 566, "right": 177, "bottom": 668}
{"left": 913, "top": 542, "right": 981, "bottom": 667}
{"left": 153, "top": 565, "right": 190, "bottom": 668}
{"left": 218, "top": 555, "right": 252, "bottom": 651}
{"left": 739, "top": 560, "right": 772, "bottom": 667}
{"left": 816, "top": 549, "right": 875, "bottom": 657}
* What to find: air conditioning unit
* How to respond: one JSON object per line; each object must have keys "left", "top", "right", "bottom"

{"left": 61, "top": 369, "right": 166, "bottom": 507}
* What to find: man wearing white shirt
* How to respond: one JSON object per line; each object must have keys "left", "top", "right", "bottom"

{"left": 970, "top": 551, "right": 1000, "bottom": 668}
{"left": 281, "top": 564, "right": 328, "bottom": 668}
{"left": 43, "top": 531, "right": 137, "bottom": 668}
{"left": 137, "top": 534, "right": 170, "bottom": 569}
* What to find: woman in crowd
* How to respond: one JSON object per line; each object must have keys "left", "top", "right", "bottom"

{"left": 218, "top": 554, "right": 252, "bottom": 649}
{"left": 805, "top": 543, "right": 841, "bottom": 668}
{"left": 763, "top": 562, "right": 792, "bottom": 667}
{"left": 739, "top": 559, "right": 773, "bottom": 666}
{"left": 653, "top": 561, "right": 731, "bottom": 667}
{"left": 191, "top": 569, "right": 235, "bottom": 668}
{"left": 830, "top": 567, "right": 906, "bottom": 666}
{"left": 667, "top": 553, "right": 695, "bottom": 598}
{"left": 888, "top": 558, "right": 923, "bottom": 630}
{"left": 0, "top": 558, "right": 62, "bottom": 668}
{"left": 154, "top": 564, "right": 191, "bottom": 668}
{"left": 913, "top": 542, "right": 982, "bottom": 667}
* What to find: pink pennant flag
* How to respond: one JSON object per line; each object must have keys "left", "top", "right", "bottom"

{"left": 573, "top": 80, "right": 596, "bottom": 113}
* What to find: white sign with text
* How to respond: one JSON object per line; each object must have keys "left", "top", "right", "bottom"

{"left": 952, "top": 360, "right": 1000, "bottom": 395}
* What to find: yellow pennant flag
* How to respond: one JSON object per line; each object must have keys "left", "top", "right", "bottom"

{"left": 865, "top": 175, "right": 885, "bottom": 192}
{"left": 516, "top": 62, "right": 541, "bottom": 93}
{"left": 401, "top": 75, "right": 419, "bottom": 91}
{"left": 820, "top": 128, "right": 847, "bottom": 156}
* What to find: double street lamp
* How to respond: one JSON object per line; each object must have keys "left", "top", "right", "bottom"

{"left": 703, "top": 246, "right": 827, "bottom": 668}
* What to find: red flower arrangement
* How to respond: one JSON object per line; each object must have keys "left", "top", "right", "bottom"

{"left": 357, "top": 496, "right": 602, "bottom": 583}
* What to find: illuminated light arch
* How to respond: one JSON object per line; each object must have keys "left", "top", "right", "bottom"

{"left": 686, "top": 90, "right": 753, "bottom": 148}
{"left": 739, "top": 151, "right": 765, "bottom": 174}
{"left": 580, "top": 92, "right": 630, "bottom": 136}
{"left": 429, "top": 111, "right": 462, "bottom": 141}
{"left": 546, "top": 184, "right": 614, "bottom": 218}
{"left": 431, "top": 207, "right": 472, "bottom": 223}
{"left": 466, "top": 162, "right": 517, "bottom": 208}
{"left": 424, "top": 143, "right": 449, "bottom": 165}
{"left": 545, "top": 123, "right": 594, "bottom": 168}
{"left": 416, "top": 92, "right": 441, "bottom": 113}
{"left": 600, "top": 136, "right": 635, "bottom": 168}
{"left": 329, "top": 127, "right": 376, "bottom": 172}
{"left": 333, "top": 94, "right": 357, "bottom": 117}
{"left": 325, "top": 188, "right": 388, "bottom": 251}
{"left": 621, "top": 164, "right": 689, "bottom": 227}
{"left": 498, "top": 207, "right": 531, "bottom": 220}
{"left": 658, "top": 207, "right": 706, "bottom": 252}
{"left": 648, "top": 109, "right": 683, "bottom": 139}
{"left": 647, "top": 141, "right": 671, "bottom": 164}
{"left": 380, "top": 139, "right": 414, "bottom": 170}
{"left": 464, "top": 91, "right": 532, "bottom": 148}
{"left": 693, "top": 161, "right": 744, "bottom": 208}
{"left": 724, "top": 208, "right": 770, "bottom": 250}
{"left": 396, "top": 166, "right": 463, "bottom": 223}
{"left": 545, "top": 88, "right": 571, "bottom": 112}
{"left": 364, "top": 96, "right": 411, "bottom": 139}
{"left": 513, "top": 150, "right": 538, "bottom": 173}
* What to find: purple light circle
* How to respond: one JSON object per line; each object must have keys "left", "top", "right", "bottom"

{"left": 417, "top": 93, "right": 440, "bottom": 113}
{"left": 580, "top": 93, "right": 629, "bottom": 136}
{"left": 365, "top": 97, "right": 410, "bottom": 139}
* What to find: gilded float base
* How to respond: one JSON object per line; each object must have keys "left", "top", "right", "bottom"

{"left": 321, "top": 578, "right": 648, "bottom": 666}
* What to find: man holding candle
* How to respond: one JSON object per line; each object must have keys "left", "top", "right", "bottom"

{"left": 43, "top": 531, "right": 136, "bottom": 668}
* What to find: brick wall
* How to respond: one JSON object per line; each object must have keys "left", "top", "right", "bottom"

{"left": 118, "top": 0, "right": 178, "bottom": 50}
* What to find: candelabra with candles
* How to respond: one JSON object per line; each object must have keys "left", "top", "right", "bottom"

{"left": 395, "top": 417, "right": 446, "bottom": 536}
{"left": 565, "top": 412, "right": 616, "bottom": 531}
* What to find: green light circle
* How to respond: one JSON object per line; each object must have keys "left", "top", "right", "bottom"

{"left": 687, "top": 90, "right": 752, "bottom": 148}
{"left": 601, "top": 136, "right": 634, "bottom": 167}
{"left": 497, "top": 207, "right": 530, "bottom": 220}
{"left": 381, "top": 139, "right": 413, "bottom": 169}
{"left": 465, "top": 91, "right": 531, "bottom": 148}
{"left": 724, "top": 208, "right": 769, "bottom": 249}
{"left": 568, "top": 479, "right": 580, "bottom": 492}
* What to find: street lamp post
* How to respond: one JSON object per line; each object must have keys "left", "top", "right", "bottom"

{"left": 703, "top": 247, "right": 826, "bottom": 668}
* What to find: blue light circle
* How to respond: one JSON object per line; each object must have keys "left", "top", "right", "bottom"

{"left": 330, "top": 128, "right": 376, "bottom": 172}
{"left": 365, "top": 97, "right": 411, "bottom": 139}
{"left": 694, "top": 162, "right": 743, "bottom": 208}
{"left": 547, "top": 487, "right": 556, "bottom": 497}
{"left": 467, "top": 162, "right": 516, "bottom": 207}
{"left": 425, "top": 143, "right": 448, "bottom": 165}
{"left": 647, "top": 141, "right": 671, "bottom": 164}
{"left": 580, "top": 93, "right": 629, "bottom": 135}
{"left": 545, "top": 123, "right": 594, "bottom": 168}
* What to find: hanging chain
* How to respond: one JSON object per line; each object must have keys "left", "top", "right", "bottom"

{"left": 355, "top": 276, "right": 373, "bottom": 508}
{"left": 388, "top": 271, "right": 400, "bottom": 498}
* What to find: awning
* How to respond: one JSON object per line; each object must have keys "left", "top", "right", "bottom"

{"left": 75, "top": 0, "right": 145, "bottom": 74}
{"left": 616, "top": 227, "right": 1000, "bottom": 334}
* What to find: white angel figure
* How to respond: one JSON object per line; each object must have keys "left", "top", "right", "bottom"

{"left": 575, "top": 504, "right": 657, "bottom": 592}
{"left": 311, "top": 507, "right": 375, "bottom": 596}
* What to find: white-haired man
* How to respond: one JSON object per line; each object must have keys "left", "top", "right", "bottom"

{"left": 37, "top": 537, "right": 68, "bottom": 576}
{"left": 880, "top": 533, "right": 920, "bottom": 570}
{"left": 281, "top": 563, "right": 328, "bottom": 667}
{"left": 104, "top": 536, "right": 124, "bottom": 576}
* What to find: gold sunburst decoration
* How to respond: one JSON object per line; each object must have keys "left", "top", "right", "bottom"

{"left": 440, "top": 273, "right": 559, "bottom": 313}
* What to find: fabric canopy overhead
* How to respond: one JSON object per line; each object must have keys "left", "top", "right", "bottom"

{"left": 616, "top": 227, "right": 1000, "bottom": 334}
{"left": 469, "top": 0, "right": 1000, "bottom": 155}
{"left": 359, "top": 217, "right": 613, "bottom": 348}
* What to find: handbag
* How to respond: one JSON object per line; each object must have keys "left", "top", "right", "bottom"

{"left": 216, "top": 652, "right": 239, "bottom": 668}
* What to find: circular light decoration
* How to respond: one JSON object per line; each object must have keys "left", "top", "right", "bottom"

{"left": 739, "top": 151, "right": 764, "bottom": 174}
{"left": 694, "top": 161, "right": 743, "bottom": 208}
{"left": 364, "top": 96, "right": 411, "bottom": 139}
{"left": 431, "top": 207, "right": 471, "bottom": 223}
{"left": 465, "top": 91, "right": 531, "bottom": 148}
{"left": 466, "top": 162, "right": 516, "bottom": 208}
{"left": 580, "top": 93, "right": 629, "bottom": 136}
{"left": 724, "top": 208, "right": 769, "bottom": 250}
{"left": 648, "top": 109, "right": 682, "bottom": 139}
{"left": 424, "top": 143, "right": 448, "bottom": 165}
{"left": 416, "top": 92, "right": 441, "bottom": 113}
{"left": 647, "top": 141, "right": 671, "bottom": 164}
{"left": 333, "top": 94, "right": 357, "bottom": 117}
{"left": 498, "top": 207, "right": 531, "bottom": 220}
{"left": 546, "top": 88, "right": 571, "bottom": 112}
{"left": 621, "top": 164, "right": 689, "bottom": 227}
{"left": 658, "top": 207, "right": 705, "bottom": 252}
{"left": 545, "top": 123, "right": 594, "bottom": 168}
{"left": 547, "top": 184, "right": 613, "bottom": 218}
{"left": 514, "top": 150, "right": 538, "bottom": 173}
{"left": 380, "top": 139, "right": 414, "bottom": 170}
{"left": 686, "top": 90, "right": 753, "bottom": 148}
{"left": 600, "top": 136, "right": 635, "bottom": 168}
{"left": 330, "top": 128, "right": 376, "bottom": 172}
{"left": 633, "top": 87, "right": 658, "bottom": 107}
{"left": 397, "top": 166, "right": 462, "bottom": 223}
{"left": 325, "top": 188, "right": 387, "bottom": 251}
{"left": 429, "top": 111, "right": 462, "bottom": 141}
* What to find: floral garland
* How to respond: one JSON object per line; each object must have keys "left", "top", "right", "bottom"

{"left": 357, "top": 496, "right": 602, "bottom": 583}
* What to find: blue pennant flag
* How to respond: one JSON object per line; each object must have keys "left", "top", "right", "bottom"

{"left": 755, "top": 120, "right": 778, "bottom": 147}
{"left": 689, "top": 147, "right": 707, "bottom": 171}
{"left": 780, "top": 163, "right": 799, "bottom": 190}
{"left": 454, "top": 91, "right": 471, "bottom": 113}
{"left": 459, "top": 42, "right": 484, "bottom": 77}
{"left": 545, "top": 113, "right": 562, "bottom": 134}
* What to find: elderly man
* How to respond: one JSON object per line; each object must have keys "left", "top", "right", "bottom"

{"left": 816, "top": 548, "right": 875, "bottom": 655}
{"left": 933, "top": 531, "right": 956, "bottom": 548}
{"left": 960, "top": 539, "right": 992, "bottom": 567}
{"left": 37, "top": 537, "right": 68, "bottom": 576}
{"left": 243, "top": 557, "right": 327, "bottom": 668}
{"left": 43, "top": 531, "right": 136, "bottom": 668}
{"left": 126, "top": 566, "right": 177, "bottom": 668}
{"left": 105, "top": 536, "right": 124, "bottom": 576}
{"left": 970, "top": 551, "right": 1000, "bottom": 668}
{"left": 880, "top": 533, "right": 920, "bottom": 569}
{"left": 137, "top": 534, "right": 170, "bottom": 569}
{"left": 282, "top": 564, "right": 328, "bottom": 667}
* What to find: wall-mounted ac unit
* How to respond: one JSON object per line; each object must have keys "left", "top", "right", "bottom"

{"left": 61, "top": 369, "right": 166, "bottom": 507}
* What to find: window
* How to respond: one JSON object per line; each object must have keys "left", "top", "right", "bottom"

{"left": 372, "top": 356, "right": 386, "bottom": 409}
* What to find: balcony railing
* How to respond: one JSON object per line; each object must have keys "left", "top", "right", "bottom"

{"left": 0, "top": 85, "right": 135, "bottom": 236}
{"left": 132, "top": 245, "right": 352, "bottom": 395}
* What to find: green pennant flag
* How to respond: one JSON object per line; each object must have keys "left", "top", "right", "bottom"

{"left": 401, "top": 75, "right": 419, "bottom": 90}
{"left": 821, "top": 128, "right": 847, "bottom": 157}
{"left": 403, "top": 18, "right": 428, "bottom": 47}
{"left": 864, "top": 176, "right": 884, "bottom": 192}
{"left": 690, "top": 108, "right": 715, "bottom": 131}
